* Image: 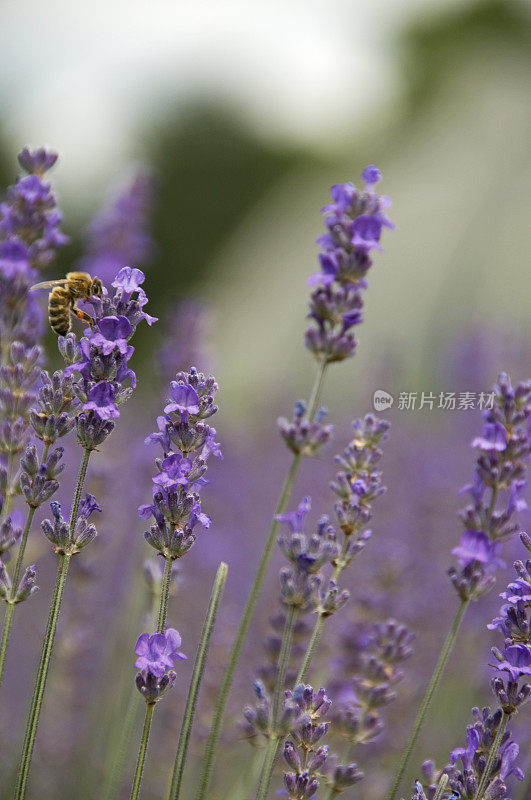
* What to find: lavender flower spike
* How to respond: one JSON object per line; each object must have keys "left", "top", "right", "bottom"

{"left": 305, "top": 167, "right": 393, "bottom": 363}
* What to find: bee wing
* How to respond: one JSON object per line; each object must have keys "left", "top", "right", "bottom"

{"left": 30, "top": 279, "right": 69, "bottom": 291}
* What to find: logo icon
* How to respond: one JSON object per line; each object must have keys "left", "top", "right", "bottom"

{"left": 373, "top": 389, "right": 394, "bottom": 411}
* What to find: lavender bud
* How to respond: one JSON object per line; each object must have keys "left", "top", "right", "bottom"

{"left": 0, "top": 560, "right": 12, "bottom": 600}
{"left": 307, "top": 745, "right": 329, "bottom": 772}
{"left": 76, "top": 412, "right": 115, "bottom": 450}
{"left": 21, "top": 444, "right": 39, "bottom": 477}
{"left": 135, "top": 670, "right": 176, "bottom": 704}
{"left": 331, "top": 762, "right": 364, "bottom": 790}
{"left": 283, "top": 741, "right": 302, "bottom": 772}
{"left": 15, "top": 564, "right": 38, "bottom": 602}
{"left": 58, "top": 333, "right": 78, "bottom": 365}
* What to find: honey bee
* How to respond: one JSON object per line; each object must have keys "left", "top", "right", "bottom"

{"left": 30, "top": 272, "right": 103, "bottom": 335}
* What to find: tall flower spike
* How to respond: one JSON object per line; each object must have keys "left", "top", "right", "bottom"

{"left": 305, "top": 167, "right": 393, "bottom": 363}
{"left": 449, "top": 374, "right": 531, "bottom": 601}
{"left": 65, "top": 267, "right": 156, "bottom": 449}
{"left": 0, "top": 149, "right": 68, "bottom": 512}
{"left": 139, "top": 367, "right": 220, "bottom": 560}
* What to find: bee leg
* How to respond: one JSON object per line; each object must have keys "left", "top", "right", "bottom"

{"left": 71, "top": 306, "right": 96, "bottom": 327}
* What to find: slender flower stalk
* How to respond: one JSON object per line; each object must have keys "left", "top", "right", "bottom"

{"left": 197, "top": 167, "right": 393, "bottom": 800}
{"left": 384, "top": 599, "right": 468, "bottom": 800}
{"left": 255, "top": 608, "right": 299, "bottom": 800}
{"left": 168, "top": 561, "right": 228, "bottom": 800}
{"left": 14, "top": 448, "right": 90, "bottom": 799}
{"left": 256, "top": 736, "right": 283, "bottom": 800}
{"left": 157, "top": 556, "right": 173, "bottom": 634}
{"left": 130, "top": 703, "right": 155, "bottom": 800}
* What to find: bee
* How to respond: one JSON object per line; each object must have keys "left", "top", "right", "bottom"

{"left": 30, "top": 272, "right": 103, "bottom": 335}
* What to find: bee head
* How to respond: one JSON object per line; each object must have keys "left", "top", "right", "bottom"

{"left": 91, "top": 277, "right": 103, "bottom": 298}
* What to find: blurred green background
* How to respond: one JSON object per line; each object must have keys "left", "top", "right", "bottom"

{"left": 0, "top": 0, "right": 529, "bottom": 417}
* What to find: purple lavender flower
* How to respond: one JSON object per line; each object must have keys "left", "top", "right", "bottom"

{"left": 492, "top": 644, "right": 531, "bottom": 681}
{"left": 280, "top": 684, "right": 363, "bottom": 798}
{"left": 0, "top": 149, "right": 67, "bottom": 514}
{"left": 140, "top": 368, "right": 220, "bottom": 560}
{"left": 41, "top": 493, "right": 101, "bottom": 555}
{"left": 65, "top": 267, "right": 155, "bottom": 448}
{"left": 444, "top": 707, "right": 525, "bottom": 799}
{"left": 451, "top": 530, "right": 503, "bottom": 569}
{"left": 305, "top": 168, "right": 393, "bottom": 363}
{"left": 449, "top": 374, "right": 531, "bottom": 601}
{"left": 331, "top": 620, "right": 413, "bottom": 747}
{"left": 82, "top": 382, "right": 120, "bottom": 421}
{"left": 134, "top": 628, "right": 186, "bottom": 678}
{"left": 278, "top": 402, "right": 333, "bottom": 457}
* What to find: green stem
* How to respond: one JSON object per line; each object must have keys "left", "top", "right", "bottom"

{"left": 168, "top": 562, "right": 228, "bottom": 800}
{"left": 14, "top": 553, "right": 71, "bottom": 799}
{"left": 130, "top": 703, "right": 155, "bottom": 800}
{"left": 157, "top": 556, "right": 173, "bottom": 634}
{"left": 0, "top": 451, "right": 16, "bottom": 523}
{"left": 255, "top": 606, "right": 297, "bottom": 800}
{"left": 68, "top": 448, "right": 91, "bottom": 539}
{"left": 15, "top": 447, "right": 92, "bottom": 800}
{"left": 295, "top": 535, "right": 351, "bottom": 686}
{"left": 473, "top": 711, "right": 510, "bottom": 800}
{"left": 385, "top": 599, "right": 469, "bottom": 800}
{"left": 0, "top": 603, "right": 14, "bottom": 689}
{"left": 195, "top": 359, "right": 328, "bottom": 800}
{"left": 256, "top": 736, "right": 282, "bottom": 800}
{"left": 272, "top": 606, "right": 297, "bottom": 723}
{"left": 295, "top": 613, "right": 324, "bottom": 686}
{"left": 306, "top": 361, "right": 328, "bottom": 419}
{"left": 433, "top": 774, "right": 449, "bottom": 800}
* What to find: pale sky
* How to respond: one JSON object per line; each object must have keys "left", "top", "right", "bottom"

{"left": 0, "top": 0, "right": 465, "bottom": 196}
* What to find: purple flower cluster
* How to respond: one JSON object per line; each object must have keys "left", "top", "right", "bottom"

{"left": 277, "top": 497, "right": 339, "bottom": 610}
{"left": 64, "top": 266, "right": 156, "bottom": 449}
{"left": 278, "top": 401, "right": 333, "bottom": 457}
{"left": 78, "top": 169, "right": 154, "bottom": 286}
{"left": 331, "top": 620, "right": 414, "bottom": 747}
{"left": 0, "top": 147, "right": 68, "bottom": 274}
{"left": 449, "top": 374, "right": 531, "bottom": 601}
{"left": 331, "top": 414, "right": 389, "bottom": 546}
{"left": 444, "top": 707, "right": 524, "bottom": 800}
{"left": 0, "top": 149, "right": 68, "bottom": 509}
{"left": 134, "top": 628, "right": 187, "bottom": 705}
{"left": 139, "top": 367, "right": 221, "bottom": 560}
{"left": 305, "top": 167, "right": 393, "bottom": 362}
{"left": 282, "top": 685, "right": 363, "bottom": 799}
{"left": 41, "top": 493, "right": 101, "bottom": 555}
{"left": 489, "top": 540, "right": 531, "bottom": 713}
